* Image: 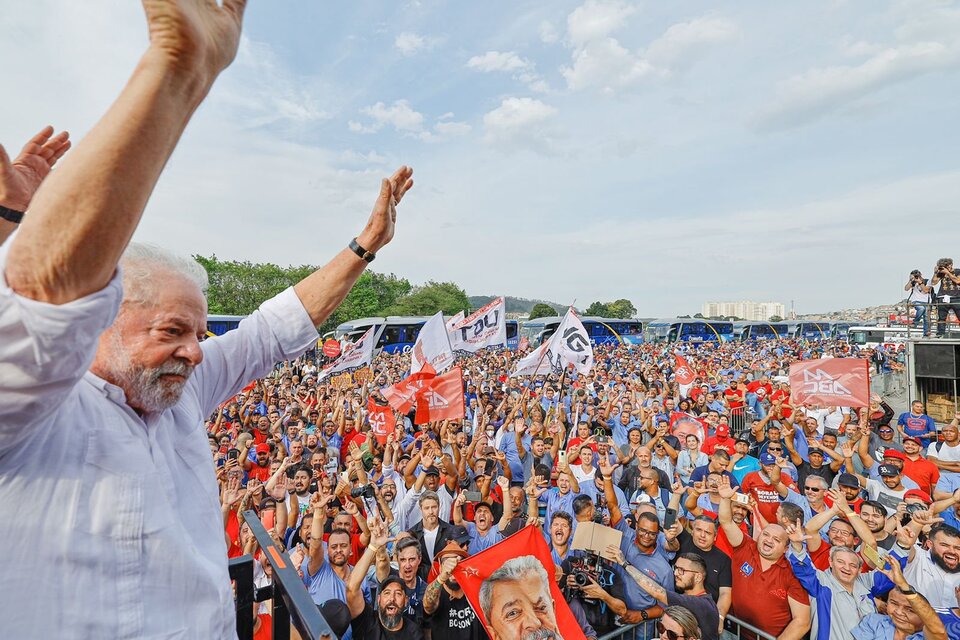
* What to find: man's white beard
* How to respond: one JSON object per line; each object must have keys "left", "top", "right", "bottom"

{"left": 111, "top": 333, "right": 194, "bottom": 413}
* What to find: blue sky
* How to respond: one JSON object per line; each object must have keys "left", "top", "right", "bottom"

{"left": 2, "top": 0, "right": 959, "bottom": 316}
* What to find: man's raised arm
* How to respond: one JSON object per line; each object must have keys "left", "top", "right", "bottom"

{"left": 5, "top": 1, "right": 247, "bottom": 303}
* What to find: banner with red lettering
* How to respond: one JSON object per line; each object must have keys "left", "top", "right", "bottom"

{"left": 381, "top": 365, "right": 436, "bottom": 413}
{"left": 367, "top": 398, "right": 396, "bottom": 445}
{"left": 415, "top": 367, "right": 465, "bottom": 424}
{"left": 452, "top": 525, "right": 587, "bottom": 640}
{"left": 789, "top": 358, "right": 870, "bottom": 407}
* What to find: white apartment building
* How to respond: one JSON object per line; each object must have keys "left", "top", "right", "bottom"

{"left": 701, "top": 301, "right": 785, "bottom": 321}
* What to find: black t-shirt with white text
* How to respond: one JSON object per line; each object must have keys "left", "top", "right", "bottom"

{"left": 427, "top": 588, "right": 487, "bottom": 640}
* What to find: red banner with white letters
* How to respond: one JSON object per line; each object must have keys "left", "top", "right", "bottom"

{"left": 674, "top": 353, "right": 696, "bottom": 385}
{"left": 789, "top": 358, "right": 870, "bottom": 407}
{"left": 415, "top": 367, "right": 465, "bottom": 424}
{"left": 367, "top": 398, "right": 396, "bottom": 444}
{"left": 381, "top": 364, "right": 437, "bottom": 413}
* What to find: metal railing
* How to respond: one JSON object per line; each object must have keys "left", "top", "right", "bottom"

{"left": 229, "top": 510, "right": 338, "bottom": 640}
{"left": 596, "top": 614, "right": 776, "bottom": 640}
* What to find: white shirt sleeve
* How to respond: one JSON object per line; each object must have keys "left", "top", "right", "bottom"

{"left": 187, "top": 287, "right": 319, "bottom": 418}
{"left": 0, "top": 237, "right": 123, "bottom": 450}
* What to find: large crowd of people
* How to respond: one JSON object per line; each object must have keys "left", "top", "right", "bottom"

{"left": 211, "top": 338, "right": 959, "bottom": 640}
{"left": 1, "top": 3, "right": 959, "bottom": 640}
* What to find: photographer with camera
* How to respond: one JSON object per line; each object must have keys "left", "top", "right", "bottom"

{"left": 560, "top": 548, "right": 628, "bottom": 637}
{"left": 932, "top": 258, "right": 960, "bottom": 337}
{"left": 906, "top": 269, "right": 933, "bottom": 336}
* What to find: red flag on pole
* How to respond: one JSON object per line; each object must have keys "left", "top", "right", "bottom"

{"left": 674, "top": 353, "right": 696, "bottom": 385}
{"left": 381, "top": 364, "right": 436, "bottom": 413}
{"left": 367, "top": 398, "right": 396, "bottom": 445}
{"left": 789, "top": 358, "right": 870, "bottom": 407}
{"left": 415, "top": 367, "right": 465, "bottom": 424}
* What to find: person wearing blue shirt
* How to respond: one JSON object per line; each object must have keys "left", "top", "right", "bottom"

{"left": 498, "top": 416, "right": 532, "bottom": 484}
{"left": 897, "top": 401, "right": 938, "bottom": 447}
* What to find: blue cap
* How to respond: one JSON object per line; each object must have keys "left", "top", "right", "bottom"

{"left": 759, "top": 452, "right": 777, "bottom": 465}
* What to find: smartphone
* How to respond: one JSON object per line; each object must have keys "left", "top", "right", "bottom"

{"left": 226, "top": 448, "right": 240, "bottom": 461}
{"left": 558, "top": 450, "right": 568, "bottom": 466}
{"left": 464, "top": 491, "right": 483, "bottom": 502}
{"left": 663, "top": 507, "right": 677, "bottom": 530}
{"left": 733, "top": 492, "right": 751, "bottom": 506}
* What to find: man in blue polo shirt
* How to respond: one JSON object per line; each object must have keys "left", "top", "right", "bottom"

{"left": 898, "top": 401, "right": 938, "bottom": 447}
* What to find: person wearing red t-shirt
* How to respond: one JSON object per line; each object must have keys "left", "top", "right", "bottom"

{"left": 901, "top": 435, "right": 941, "bottom": 496}
{"left": 769, "top": 384, "right": 793, "bottom": 420}
{"left": 716, "top": 477, "right": 811, "bottom": 639}
{"left": 702, "top": 423, "right": 736, "bottom": 457}
{"left": 243, "top": 443, "right": 274, "bottom": 483}
{"left": 723, "top": 380, "right": 746, "bottom": 411}
{"left": 739, "top": 453, "right": 798, "bottom": 524}
{"left": 745, "top": 376, "right": 772, "bottom": 419}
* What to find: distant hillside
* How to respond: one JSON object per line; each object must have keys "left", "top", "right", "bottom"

{"left": 468, "top": 295, "right": 567, "bottom": 315}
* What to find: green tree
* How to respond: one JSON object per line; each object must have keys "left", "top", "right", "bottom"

{"left": 769, "top": 315, "right": 784, "bottom": 322}
{"left": 605, "top": 298, "right": 637, "bottom": 319}
{"left": 584, "top": 301, "right": 611, "bottom": 316}
{"left": 386, "top": 281, "right": 470, "bottom": 316}
{"left": 693, "top": 313, "right": 704, "bottom": 319}
{"left": 528, "top": 303, "right": 557, "bottom": 320}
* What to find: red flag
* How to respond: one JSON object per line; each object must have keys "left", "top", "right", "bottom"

{"left": 674, "top": 353, "right": 696, "bottom": 385}
{"left": 367, "top": 398, "right": 396, "bottom": 445}
{"left": 789, "top": 358, "right": 870, "bottom": 407}
{"left": 452, "top": 525, "right": 587, "bottom": 640}
{"left": 382, "top": 364, "right": 436, "bottom": 413}
{"left": 415, "top": 367, "right": 465, "bottom": 424}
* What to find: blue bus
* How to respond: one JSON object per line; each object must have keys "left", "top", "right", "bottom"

{"left": 643, "top": 319, "right": 734, "bottom": 343}
{"left": 206, "top": 314, "right": 245, "bottom": 336}
{"left": 520, "top": 317, "right": 643, "bottom": 347}
{"left": 334, "top": 316, "right": 519, "bottom": 353}
{"left": 787, "top": 321, "right": 830, "bottom": 341}
{"left": 830, "top": 322, "right": 853, "bottom": 340}
{"left": 733, "top": 321, "right": 788, "bottom": 341}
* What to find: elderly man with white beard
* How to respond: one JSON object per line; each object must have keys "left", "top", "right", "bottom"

{"left": 0, "top": 1, "right": 413, "bottom": 637}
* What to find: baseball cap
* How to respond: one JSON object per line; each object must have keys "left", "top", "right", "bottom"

{"left": 904, "top": 489, "right": 932, "bottom": 504}
{"left": 424, "top": 467, "right": 441, "bottom": 477}
{"left": 808, "top": 448, "right": 824, "bottom": 457}
{"left": 379, "top": 574, "right": 406, "bottom": 592}
{"left": 716, "top": 424, "right": 729, "bottom": 437}
{"left": 883, "top": 449, "right": 907, "bottom": 461}
{"left": 759, "top": 452, "right": 777, "bottom": 465}
{"left": 448, "top": 524, "right": 471, "bottom": 545}
{"left": 318, "top": 599, "right": 352, "bottom": 638}
{"left": 736, "top": 433, "right": 752, "bottom": 443}
{"left": 877, "top": 464, "right": 900, "bottom": 477}
{"left": 255, "top": 443, "right": 270, "bottom": 455}
{"left": 837, "top": 473, "right": 860, "bottom": 488}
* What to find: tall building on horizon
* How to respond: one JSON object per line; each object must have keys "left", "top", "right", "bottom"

{"left": 701, "top": 300, "right": 785, "bottom": 321}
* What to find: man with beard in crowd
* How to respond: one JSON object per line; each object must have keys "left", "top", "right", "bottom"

{"left": 423, "top": 541, "right": 484, "bottom": 640}
{"left": 374, "top": 536, "right": 427, "bottom": 628}
{"left": 348, "top": 518, "right": 424, "bottom": 640}
{"left": 902, "top": 523, "right": 960, "bottom": 609}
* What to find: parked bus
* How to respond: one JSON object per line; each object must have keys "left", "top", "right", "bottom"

{"left": 520, "top": 317, "right": 643, "bottom": 347}
{"left": 206, "top": 314, "right": 245, "bottom": 336}
{"left": 335, "top": 316, "right": 519, "bottom": 353}
{"left": 847, "top": 325, "right": 915, "bottom": 350}
{"left": 733, "top": 321, "right": 788, "bottom": 341}
{"left": 787, "top": 321, "right": 830, "bottom": 341}
{"left": 830, "top": 322, "right": 853, "bottom": 340}
{"left": 643, "top": 319, "right": 734, "bottom": 343}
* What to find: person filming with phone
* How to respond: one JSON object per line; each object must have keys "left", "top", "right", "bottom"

{"left": 906, "top": 269, "right": 933, "bottom": 337}
{"left": 933, "top": 258, "right": 960, "bottom": 337}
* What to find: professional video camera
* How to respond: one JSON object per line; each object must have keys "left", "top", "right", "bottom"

{"left": 564, "top": 552, "right": 604, "bottom": 600}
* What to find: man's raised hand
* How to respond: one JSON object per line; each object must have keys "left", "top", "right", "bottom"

{"left": 356, "top": 166, "right": 414, "bottom": 254}
{"left": 0, "top": 127, "right": 71, "bottom": 212}
{"left": 142, "top": 0, "right": 248, "bottom": 83}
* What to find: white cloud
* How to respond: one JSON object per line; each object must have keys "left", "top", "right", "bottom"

{"left": 339, "top": 149, "right": 388, "bottom": 166}
{"left": 467, "top": 51, "right": 532, "bottom": 73}
{"left": 567, "top": 0, "right": 636, "bottom": 46}
{"left": 539, "top": 20, "right": 559, "bottom": 44}
{"left": 395, "top": 32, "right": 427, "bottom": 56}
{"left": 754, "top": 41, "right": 960, "bottom": 130}
{"left": 433, "top": 121, "right": 472, "bottom": 136}
{"left": 353, "top": 99, "right": 425, "bottom": 134}
{"left": 561, "top": 3, "right": 736, "bottom": 93}
{"left": 482, "top": 97, "right": 559, "bottom": 153}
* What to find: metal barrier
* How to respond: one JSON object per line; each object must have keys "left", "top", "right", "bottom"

{"left": 596, "top": 614, "right": 776, "bottom": 640}
{"left": 229, "top": 510, "right": 338, "bottom": 640}
{"left": 728, "top": 407, "right": 756, "bottom": 438}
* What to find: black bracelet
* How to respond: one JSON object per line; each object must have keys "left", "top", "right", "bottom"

{"left": 0, "top": 205, "right": 24, "bottom": 224}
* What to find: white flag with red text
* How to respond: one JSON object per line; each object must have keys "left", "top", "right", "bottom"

{"left": 411, "top": 312, "right": 455, "bottom": 375}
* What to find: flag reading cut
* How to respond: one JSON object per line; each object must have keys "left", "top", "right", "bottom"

{"left": 448, "top": 297, "right": 506, "bottom": 354}
{"left": 411, "top": 311, "right": 455, "bottom": 375}
{"left": 511, "top": 308, "right": 593, "bottom": 377}
{"left": 415, "top": 367, "right": 465, "bottom": 424}
{"left": 789, "top": 358, "right": 870, "bottom": 407}
{"left": 453, "top": 525, "right": 586, "bottom": 640}
{"left": 318, "top": 327, "right": 375, "bottom": 379}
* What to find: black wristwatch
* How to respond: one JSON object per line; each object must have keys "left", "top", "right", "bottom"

{"left": 348, "top": 237, "right": 375, "bottom": 263}
{"left": 640, "top": 610, "right": 649, "bottom": 621}
{"left": 0, "top": 205, "right": 24, "bottom": 224}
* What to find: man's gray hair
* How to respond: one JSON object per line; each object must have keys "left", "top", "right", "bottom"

{"left": 478, "top": 555, "right": 551, "bottom": 621}
{"left": 120, "top": 242, "right": 208, "bottom": 306}
{"left": 829, "top": 545, "right": 862, "bottom": 565}
{"left": 807, "top": 475, "right": 829, "bottom": 490}
{"left": 419, "top": 490, "right": 440, "bottom": 507}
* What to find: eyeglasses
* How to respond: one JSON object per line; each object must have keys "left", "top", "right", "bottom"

{"left": 803, "top": 486, "right": 823, "bottom": 492}
{"left": 766, "top": 447, "right": 783, "bottom": 452}
{"left": 673, "top": 565, "right": 702, "bottom": 577}
{"left": 657, "top": 622, "right": 686, "bottom": 640}
{"left": 637, "top": 528, "right": 659, "bottom": 538}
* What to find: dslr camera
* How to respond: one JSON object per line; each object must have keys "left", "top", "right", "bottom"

{"left": 565, "top": 552, "right": 604, "bottom": 600}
